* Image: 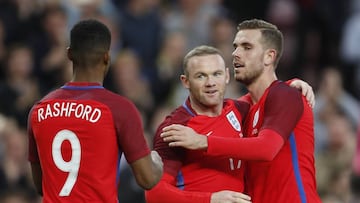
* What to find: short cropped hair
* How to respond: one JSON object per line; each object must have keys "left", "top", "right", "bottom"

{"left": 69, "top": 19, "right": 111, "bottom": 67}
{"left": 237, "top": 19, "right": 283, "bottom": 67}
{"left": 183, "top": 45, "right": 222, "bottom": 75}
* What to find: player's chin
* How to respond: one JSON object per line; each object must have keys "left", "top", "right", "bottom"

{"left": 203, "top": 97, "right": 222, "bottom": 107}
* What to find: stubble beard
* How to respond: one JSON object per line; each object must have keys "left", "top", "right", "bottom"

{"left": 235, "top": 68, "right": 263, "bottom": 86}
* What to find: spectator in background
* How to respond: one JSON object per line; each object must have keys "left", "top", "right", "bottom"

{"left": 341, "top": 0, "right": 360, "bottom": 99}
{"left": 352, "top": 120, "right": 360, "bottom": 203}
{"left": 28, "top": 4, "right": 71, "bottom": 94}
{"left": 313, "top": 67, "right": 360, "bottom": 154}
{"left": 162, "top": 0, "right": 222, "bottom": 51}
{"left": 266, "top": 0, "right": 301, "bottom": 80}
{"left": 106, "top": 49, "right": 155, "bottom": 120}
{"left": 0, "top": 44, "right": 40, "bottom": 128}
{"left": 0, "top": 188, "right": 38, "bottom": 203}
{"left": 316, "top": 114, "right": 356, "bottom": 202}
{"left": 0, "top": 0, "right": 43, "bottom": 45}
{"left": 0, "top": 19, "right": 7, "bottom": 79}
{"left": 0, "top": 115, "right": 37, "bottom": 200}
{"left": 118, "top": 0, "right": 163, "bottom": 86}
{"left": 154, "top": 31, "right": 187, "bottom": 106}
{"left": 61, "top": 0, "right": 119, "bottom": 30}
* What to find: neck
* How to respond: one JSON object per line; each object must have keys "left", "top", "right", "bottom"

{"left": 246, "top": 72, "right": 277, "bottom": 103}
{"left": 189, "top": 97, "right": 223, "bottom": 117}
{"left": 72, "top": 66, "right": 105, "bottom": 85}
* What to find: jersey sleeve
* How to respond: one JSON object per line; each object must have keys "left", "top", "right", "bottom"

{"left": 114, "top": 99, "right": 150, "bottom": 163}
{"left": 154, "top": 116, "right": 185, "bottom": 177}
{"left": 145, "top": 173, "right": 211, "bottom": 203}
{"left": 207, "top": 129, "right": 284, "bottom": 161}
{"left": 261, "top": 83, "right": 303, "bottom": 140}
{"left": 207, "top": 84, "right": 304, "bottom": 161}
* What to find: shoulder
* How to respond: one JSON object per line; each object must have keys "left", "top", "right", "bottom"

{"left": 226, "top": 99, "right": 250, "bottom": 117}
{"left": 159, "top": 106, "right": 193, "bottom": 127}
{"left": 267, "top": 81, "right": 302, "bottom": 104}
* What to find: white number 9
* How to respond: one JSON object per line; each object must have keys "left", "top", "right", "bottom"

{"left": 52, "top": 129, "right": 81, "bottom": 196}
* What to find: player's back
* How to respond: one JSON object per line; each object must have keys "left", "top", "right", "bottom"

{"left": 28, "top": 82, "right": 139, "bottom": 203}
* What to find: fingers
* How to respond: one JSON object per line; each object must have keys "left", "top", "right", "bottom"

{"left": 304, "top": 87, "right": 315, "bottom": 108}
{"left": 211, "top": 191, "right": 252, "bottom": 203}
{"left": 237, "top": 193, "right": 251, "bottom": 201}
{"left": 162, "top": 124, "right": 182, "bottom": 132}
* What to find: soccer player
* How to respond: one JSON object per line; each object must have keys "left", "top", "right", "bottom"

{"left": 145, "top": 45, "right": 252, "bottom": 203}
{"left": 162, "top": 19, "right": 321, "bottom": 203}
{"left": 27, "top": 19, "right": 163, "bottom": 203}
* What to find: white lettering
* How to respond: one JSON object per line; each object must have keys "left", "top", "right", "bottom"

{"left": 36, "top": 102, "right": 102, "bottom": 123}
{"left": 60, "top": 102, "right": 69, "bottom": 117}
{"left": 74, "top": 104, "right": 84, "bottom": 118}
{"left": 38, "top": 108, "right": 44, "bottom": 122}
{"left": 53, "top": 102, "right": 60, "bottom": 117}
{"left": 82, "top": 105, "right": 92, "bottom": 120}
{"left": 89, "top": 108, "right": 101, "bottom": 123}
{"left": 45, "top": 104, "right": 53, "bottom": 119}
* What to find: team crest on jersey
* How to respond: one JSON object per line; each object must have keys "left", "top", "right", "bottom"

{"left": 253, "top": 108, "right": 260, "bottom": 127}
{"left": 251, "top": 108, "right": 260, "bottom": 136}
{"left": 226, "top": 111, "right": 241, "bottom": 132}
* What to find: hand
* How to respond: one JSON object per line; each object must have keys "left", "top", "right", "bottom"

{"left": 289, "top": 79, "right": 315, "bottom": 108}
{"left": 160, "top": 124, "right": 208, "bottom": 150}
{"left": 211, "top": 190, "right": 252, "bottom": 203}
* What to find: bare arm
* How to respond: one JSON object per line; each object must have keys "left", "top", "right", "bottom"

{"left": 30, "top": 162, "right": 43, "bottom": 196}
{"left": 129, "top": 150, "right": 163, "bottom": 190}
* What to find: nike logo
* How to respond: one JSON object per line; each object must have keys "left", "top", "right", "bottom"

{"left": 206, "top": 131, "right": 213, "bottom": 136}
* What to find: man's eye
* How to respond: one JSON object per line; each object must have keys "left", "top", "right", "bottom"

{"left": 214, "top": 72, "right": 222, "bottom": 76}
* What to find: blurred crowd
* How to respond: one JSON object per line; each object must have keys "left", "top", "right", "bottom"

{"left": 0, "top": 0, "right": 359, "bottom": 202}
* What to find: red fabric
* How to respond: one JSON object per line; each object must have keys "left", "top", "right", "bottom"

{"left": 243, "top": 81, "right": 321, "bottom": 203}
{"left": 147, "top": 98, "right": 247, "bottom": 202}
{"left": 145, "top": 173, "right": 211, "bottom": 203}
{"left": 207, "top": 129, "right": 284, "bottom": 161}
{"left": 28, "top": 82, "right": 150, "bottom": 203}
{"left": 208, "top": 81, "right": 320, "bottom": 203}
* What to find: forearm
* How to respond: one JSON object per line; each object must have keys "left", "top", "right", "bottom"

{"left": 207, "top": 129, "right": 283, "bottom": 161}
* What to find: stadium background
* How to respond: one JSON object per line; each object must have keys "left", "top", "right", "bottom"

{"left": 0, "top": 0, "right": 359, "bottom": 202}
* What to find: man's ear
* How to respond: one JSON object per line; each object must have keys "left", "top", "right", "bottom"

{"left": 264, "top": 49, "right": 276, "bottom": 66}
{"left": 67, "top": 47, "right": 73, "bottom": 61}
{"left": 104, "top": 52, "right": 110, "bottom": 66}
{"left": 180, "top": 74, "right": 190, "bottom": 89}
{"left": 225, "top": 67, "right": 230, "bottom": 84}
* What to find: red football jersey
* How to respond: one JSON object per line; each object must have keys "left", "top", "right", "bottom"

{"left": 28, "top": 82, "right": 150, "bottom": 203}
{"left": 146, "top": 98, "right": 249, "bottom": 202}
{"left": 241, "top": 81, "right": 321, "bottom": 203}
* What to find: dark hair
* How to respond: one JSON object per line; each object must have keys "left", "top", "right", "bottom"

{"left": 69, "top": 19, "right": 111, "bottom": 67}
{"left": 183, "top": 45, "right": 222, "bottom": 75}
{"left": 237, "top": 19, "right": 283, "bottom": 67}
